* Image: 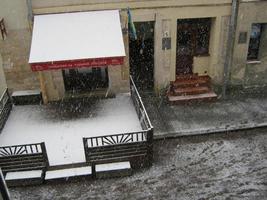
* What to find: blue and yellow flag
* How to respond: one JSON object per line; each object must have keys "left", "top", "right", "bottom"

{"left": 127, "top": 8, "right": 137, "bottom": 40}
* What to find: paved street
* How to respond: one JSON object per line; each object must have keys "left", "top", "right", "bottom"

{"left": 10, "top": 128, "right": 267, "bottom": 200}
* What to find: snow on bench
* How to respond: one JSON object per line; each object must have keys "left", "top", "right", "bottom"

{"left": 45, "top": 166, "right": 92, "bottom": 180}
{"left": 5, "top": 170, "right": 44, "bottom": 186}
{"left": 12, "top": 90, "right": 42, "bottom": 105}
{"left": 12, "top": 90, "right": 41, "bottom": 97}
{"left": 5, "top": 170, "right": 43, "bottom": 180}
{"left": 95, "top": 161, "right": 132, "bottom": 178}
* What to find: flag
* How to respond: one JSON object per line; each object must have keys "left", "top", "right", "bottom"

{"left": 127, "top": 8, "right": 137, "bottom": 40}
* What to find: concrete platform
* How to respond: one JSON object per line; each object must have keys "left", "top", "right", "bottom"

{"left": 142, "top": 93, "right": 267, "bottom": 139}
{"left": 0, "top": 94, "right": 142, "bottom": 166}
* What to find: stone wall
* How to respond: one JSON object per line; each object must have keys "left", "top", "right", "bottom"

{"left": 0, "top": 54, "right": 7, "bottom": 95}
{"left": 231, "top": 1, "right": 267, "bottom": 89}
{"left": 0, "top": 0, "right": 232, "bottom": 98}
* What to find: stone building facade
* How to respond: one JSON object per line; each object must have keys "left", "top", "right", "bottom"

{"left": 231, "top": 0, "right": 267, "bottom": 91}
{"left": 0, "top": 0, "right": 265, "bottom": 102}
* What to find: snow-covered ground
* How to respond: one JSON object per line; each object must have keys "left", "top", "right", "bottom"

{"left": 0, "top": 94, "right": 142, "bottom": 166}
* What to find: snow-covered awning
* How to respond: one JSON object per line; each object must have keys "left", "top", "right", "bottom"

{"left": 29, "top": 10, "right": 126, "bottom": 71}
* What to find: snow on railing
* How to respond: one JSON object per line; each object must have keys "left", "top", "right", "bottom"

{"left": 130, "top": 76, "right": 153, "bottom": 130}
{"left": 0, "top": 142, "right": 45, "bottom": 157}
{"left": 85, "top": 131, "right": 147, "bottom": 148}
{"left": 0, "top": 142, "right": 50, "bottom": 175}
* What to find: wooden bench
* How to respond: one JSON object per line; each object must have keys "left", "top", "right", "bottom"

{"left": 12, "top": 90, "right": 42, "bottom": 105}
{"left": 84, "top": 141, "right": 150, "bottom": 178}
{"left": 0, "top": 143, "right": 49, "bottom": 186}
{"left": 95, "top": 161, "right": 132, "bottom": 179}
{"left": 45, "top": 166, "right": 92, "bottom": 182}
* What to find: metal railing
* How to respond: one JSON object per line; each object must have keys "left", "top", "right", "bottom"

{"left": 0, "top": 88, "right": 12, "bottom": 133}
{"left": 130, "top": 76, "right": 153, "bottom": 131}
{"left": 83, "top": 76, "right": 154, "bottom": 175}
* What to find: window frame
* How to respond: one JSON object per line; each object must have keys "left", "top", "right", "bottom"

{"left": 247, "top": 23, "right": 263, "bottom": 61}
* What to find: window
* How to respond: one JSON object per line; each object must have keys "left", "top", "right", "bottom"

{"left": 195, "top": 19, "right": 211, "bottom": 55}
{"left": 177, "top": 18, "right": 211, "bottom": 56}
{"left": 247, "top": 24, "right": 262, "bottom": 60}
{"left": 62, "top": 67, "right": 109, "bottom": 92}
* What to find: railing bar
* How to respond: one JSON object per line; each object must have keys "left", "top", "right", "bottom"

{"left": 25, "top": 145, "right": 28, "bottom": 154}
{"left": 90, "top": 139, "right": 93, "bottom": 148}
{"left": 2, "top": 147, "right": 10, "bottom": 155}
{"left": 30, "top": 145, "right": 33, "bottom": 153}
{"left": 103, "top": 136, "right": 114, "bottom": 145}
{"left": 121, "top": 134, "right": 131, "bottom": 143}
{"left": 130, "top": 76, "right": 153, "bottom": 129}
{"left": 124, "top": 138, "right": 134, "bottom": 144}
{"left": 0, "top": 151, "right": 8, "bottom": 157}
{"left": 119, "top": 135, "right": 124, "bottom": 143}
{"left": 0, "top": 142, "right": 42, "bottom": 149}
{"left": 18, "top": 146, "right": 25, "bottom": 155}
{"left": 14, "top": 146, "right": 17, "bottom": 155}
{"left": 101, "top": 137, "right": 104, "bottom": 146}
{"left": 110, "top": 136, "right": 116, "bottom": 144}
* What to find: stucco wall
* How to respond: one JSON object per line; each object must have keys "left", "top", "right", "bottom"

{"left": 0, "top": 0, "right": 39, "bottom": 93}
{"left": 231, "top": 1, "right": 267, "bottom": 88}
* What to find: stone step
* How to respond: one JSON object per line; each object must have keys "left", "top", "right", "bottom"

{"left": 95, "top": 161, "right": 132, "bottom": 179}
{"left": 168, "top": 91, "right": 217, "bottom": 104}
{"left": 45, "top": 166, "right": 92, "bottom": 181}
{"left": 175, "top": 73, "right": 199, "bottom": 80}
{"left": 172, "top": 78, "right": 210, "bottom": 88}
{"left": 173, "top": 86, "right": 210, "bottom": 96}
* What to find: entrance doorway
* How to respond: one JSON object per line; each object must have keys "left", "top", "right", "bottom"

{"left": 62, "top": 67, "right": 109, "bottom": 92}
{"left": 129, "top": 21, "right": 154, "bottom": 91}
{"left": 176, "top": 18, "right": 211, "bottom": 75}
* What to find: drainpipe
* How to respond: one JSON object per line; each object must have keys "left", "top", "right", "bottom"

{"left": 26, "top": 0, "right": 33, "bottom": 30}
{"left": 222, "top": 0, "right": 239, "bottom": 99}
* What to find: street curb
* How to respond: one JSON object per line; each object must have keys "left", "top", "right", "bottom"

{"left": 153, "top": 122, "right": 267, "bottom": 140}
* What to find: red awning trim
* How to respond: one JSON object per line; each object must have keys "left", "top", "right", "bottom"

{"left": 30, "top": 57, "right": 124, "bottom": 71}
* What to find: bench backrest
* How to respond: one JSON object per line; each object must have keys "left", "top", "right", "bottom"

{"left": 0, "top": 143, "right": 49, "bottom": 175}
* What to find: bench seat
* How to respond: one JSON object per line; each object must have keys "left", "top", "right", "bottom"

{"left": 45, "top": 166, "right": 92, "bottom": 181}
{"left": 5, "top": 170, "right": 44, "bottom": 186}
{"left": 95, "top": 161, "right": 132, "bottom": 179}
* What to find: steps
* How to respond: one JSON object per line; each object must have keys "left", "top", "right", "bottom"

{"left": 168, "top": 74, "right": 217, "bottom": 104}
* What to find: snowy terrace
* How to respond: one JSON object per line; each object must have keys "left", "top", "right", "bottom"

{"left": 0, "top": 93, "right": 144, "bottom": 166}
